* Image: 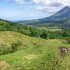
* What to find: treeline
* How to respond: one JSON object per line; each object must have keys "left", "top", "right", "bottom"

{"left": 0, "top": 19, "right": 70, "bottom": 39}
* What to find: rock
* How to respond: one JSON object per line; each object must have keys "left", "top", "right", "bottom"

{"left": 59, "top": 47, "right": 68, "bottom": 54}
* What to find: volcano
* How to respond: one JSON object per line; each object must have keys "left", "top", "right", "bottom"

{"left": 18, "top": 6, "right": 70, "bottom": 27}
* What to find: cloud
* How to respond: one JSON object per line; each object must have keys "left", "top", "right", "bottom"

{"left": 8, "top": 0, "right": 70, "bottom": 6}
{"left": 33, "top": 0, "right": 70, "bottom": 6}
{"left": 35, "top": 6, "right": 61, "bottom": 13}
{"left": 50, "top": 2, "right": 63, "bottom": 7}
{"left": 7, "top": 0, "right": 70, "bottom": 13}
{"left": 7, "top": 0, "right": 32, "bottom": 4}
{"left": 33, "top": 0, "right": 70, "bottom": 13}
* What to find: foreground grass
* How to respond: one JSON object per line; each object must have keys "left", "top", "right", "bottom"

{"left": 0, "top": 31, "right": 70, "bottom": 70}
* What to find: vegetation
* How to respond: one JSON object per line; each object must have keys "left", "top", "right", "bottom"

{"left": 18, "top": 6, "right": 70, "bottom": 31}
{"left": 0, "top": 31, "right": 70, "bottom": 70}
{"left": 66, "top": 37, "right": 70, "bottom": 44}
{"left": 0, "top": 19, "right": 70, "bottom": 70}
{"left": 0, "top": 19, "right": 70, "bottom": 40}
{"left": 38, "top": 27, "right": 62, "bottom": 32}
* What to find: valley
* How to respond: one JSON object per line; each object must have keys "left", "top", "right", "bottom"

{"left": 0, "top": 2, "right": 70, "bottom": 70}
{"left": 0, "top": 13, "right": 70, "bottom": 70}
{"left": 18, "top": 6, "right": 70, "bottom": 31}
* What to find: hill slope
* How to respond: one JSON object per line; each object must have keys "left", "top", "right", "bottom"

{"left": 0, "top": 19, "right": 28, "bottom": 32}
{"left": 0, "top": 31, "right": 70, "bottom": 70}
{"left": 18, "top": 6, "right": 70, "bottom": 28}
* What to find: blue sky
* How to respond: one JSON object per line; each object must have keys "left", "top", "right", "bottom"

{"left": 0, "top": 0, "right": 69, "bottom": 21}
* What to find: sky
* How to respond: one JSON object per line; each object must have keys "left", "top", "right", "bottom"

{"left": 0, "top": 0, "right": 70, "bottom": 21}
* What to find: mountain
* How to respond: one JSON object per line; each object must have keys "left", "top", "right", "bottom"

{"left": 44, "top": 6, "right": 70, "bottom": 19}
{"left": 18, "top": 6, "right": 70, "bottom": 27}
{"left": 0, "top": 8, "right": 70, "bottom": 70}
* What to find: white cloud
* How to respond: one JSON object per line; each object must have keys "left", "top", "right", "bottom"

{"left": 32, "top": 0, "right": 70, "bottom": 6}
{"left": 7, "top": 0, "right": 70, "bottom": 13}
{"left": 33, "top": 0, "right": 70, "bottom": 13}
{"left": 7, "top": 0, "right": 32, "bottom": 4}
{"left": 35, "top": 6, "right": 61, "bottom": 13}
{"left": 8, "top": 0, "right": 70, "bottom": 6}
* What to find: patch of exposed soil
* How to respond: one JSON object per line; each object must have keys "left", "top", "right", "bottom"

{"left": 59, "top": 47, "right": 70, "bottom": 54}
{"left": 0, "top": 61, "right": 9, "bottom": 70}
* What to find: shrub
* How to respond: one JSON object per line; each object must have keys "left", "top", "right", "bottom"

{"left": 0, "top": 44, "right": 12, "bottom": 55}
{"left": 11, "top": 40, "right": 22, "bottom": 52}
{"left": 66, "top": 37, "right": 70, "bottom": 44}
{"left": 0, "top": 41, "right": 23, "bottom": 56}
{"left": 2, "top": 48, "right": 12, "bottom": 55}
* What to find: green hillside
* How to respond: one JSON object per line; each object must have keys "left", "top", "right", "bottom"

{"left": 0, "top": 31, "right": 70, "bottom": 70}
{"left": 1, "top": 19, "right": 70, "bottom": 40}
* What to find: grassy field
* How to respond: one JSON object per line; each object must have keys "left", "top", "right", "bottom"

{"left": 38, "top": 27, "right": 62, "bottom": 32}
{"left": 0, "top": 31, "right": 70, "bottom": 70}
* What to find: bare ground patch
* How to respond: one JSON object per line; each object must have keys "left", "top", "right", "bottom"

{"left": 25, "top": 55, "right": 37, "bottom": 60}
{"left": 0, "top": 61, "right": 10, "bottom": 70}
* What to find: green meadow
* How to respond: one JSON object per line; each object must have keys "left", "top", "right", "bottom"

{"left": 0, "top": 31, "right": 70, "bottom": 70}
{"left": 38, "top": 27, "right": 62, "bottom": 32}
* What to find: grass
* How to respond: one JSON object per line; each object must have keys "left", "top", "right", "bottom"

{"left": 0, "top": 31, "right": 70, "bottom": 70}
{"left": 38, "top": 27, "right": 62, "bottom": 32}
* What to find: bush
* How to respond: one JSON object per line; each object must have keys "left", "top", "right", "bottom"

{"left": 0, "top": 44, "right": 12, "bottom": 55}
{"left": 11, "top": 40, "right": 22, "bottom": 52}
{"left": 2, "top": 48, "right": 12, "bottom": 55}
{"left": 0, "top": 41, "right": 23, "bottom": 56}
{"left": 66, "top": 37, "right": 70, "bottom": 44}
